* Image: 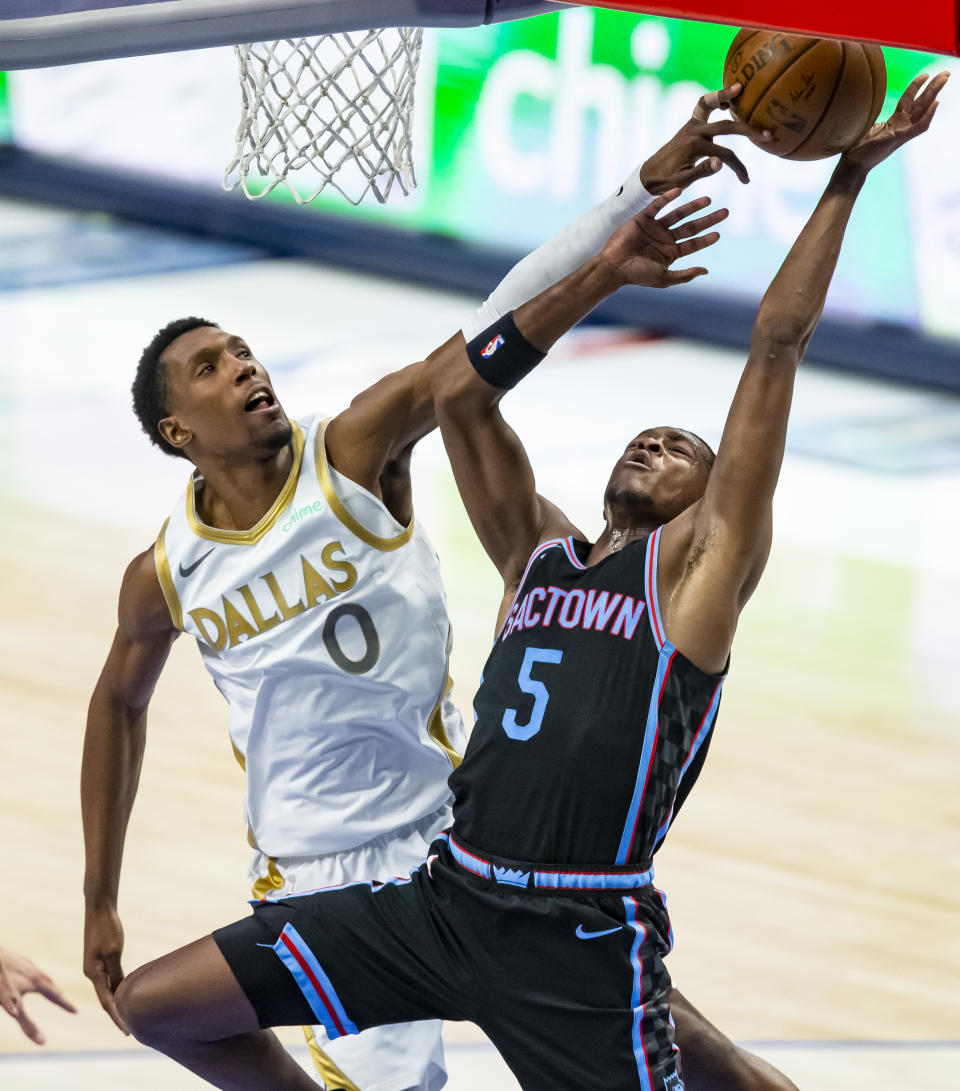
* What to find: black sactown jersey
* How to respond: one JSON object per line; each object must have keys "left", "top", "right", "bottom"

{"left": 450, "top": 531, "right": 725, "bottom": 872}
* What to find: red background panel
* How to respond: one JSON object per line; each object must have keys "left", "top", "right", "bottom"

{"left": 569, "top": 1, "right": 960, "bottom": 55}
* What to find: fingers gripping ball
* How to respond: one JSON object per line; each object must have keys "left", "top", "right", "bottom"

{"left": 723, "top": 29, "right": 887, "bottom": 160}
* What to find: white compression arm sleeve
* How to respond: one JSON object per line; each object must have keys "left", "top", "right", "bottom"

{"left": 462, "top": 169, "right": 657, "bottom": 340}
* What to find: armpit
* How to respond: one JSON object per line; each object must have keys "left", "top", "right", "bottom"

{"left": 682, "top": 529, "right": 713, "bottom": 580}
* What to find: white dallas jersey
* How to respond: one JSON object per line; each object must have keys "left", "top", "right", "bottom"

{"left": 154, "top": 415, "right": 465, "bottom": 857}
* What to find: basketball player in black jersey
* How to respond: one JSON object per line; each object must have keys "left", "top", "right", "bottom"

{"left": 101, "top": 73, "right": 946, "bottom": 1090}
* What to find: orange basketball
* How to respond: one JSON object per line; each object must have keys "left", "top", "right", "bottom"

{"left": 723, "top": 29, "right": 887, "bottom": 160}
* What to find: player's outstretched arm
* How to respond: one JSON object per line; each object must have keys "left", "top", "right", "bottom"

{"left": 465, "top": 84, "right": 759, "bottom": 339}
{"left": 658, "top": 72, "right": 949, "bottom": 676}
{"left": 324, "top": 87, "right": 750, "bottom": 507}
{"left": 0, "top": 947, "right": 77, "bottom": 1045}
{"left": 434, "top": 192, "right": 727, "bottom": 603}
{"left": 322, "top": 334, "right": 458, "bottom": 509}
{"left": 82, "top": 550, "right": 179, "bottom": 1034}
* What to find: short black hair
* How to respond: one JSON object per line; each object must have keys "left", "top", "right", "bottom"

{"left": 132, "top": 316, "right": 218, "bottom": 458}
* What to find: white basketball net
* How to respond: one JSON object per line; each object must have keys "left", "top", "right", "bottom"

{"left": 224, "top": 29, "right": 422, "bottom": 206}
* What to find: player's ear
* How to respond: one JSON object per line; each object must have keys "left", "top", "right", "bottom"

{"left": 158, "top": 414, "right": 193, "bottom": 452}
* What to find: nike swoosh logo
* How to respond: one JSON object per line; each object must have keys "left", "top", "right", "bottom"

{"left": 575, "top": 925, "right": 622, "bottom": 940}
{"left": 178, "top": 548, "right": 215, "bottom": 578}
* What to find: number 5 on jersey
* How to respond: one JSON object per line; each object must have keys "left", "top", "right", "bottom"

{"left": 502, "top": 647, "right": 563, "bottom": 741}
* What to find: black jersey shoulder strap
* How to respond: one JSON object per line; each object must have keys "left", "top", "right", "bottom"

{"left": 498, "top": 535, "right": 586, "bottom": 638}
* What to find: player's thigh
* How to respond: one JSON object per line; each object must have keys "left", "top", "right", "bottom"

{"left": 215, "top": 870, "right": 473, "bottom": 1036}
{"left": 117, "top": 934, "right": 259, "bottom": 1042}
{"left": 478, "top": 893, "right": 682, "bottom": 1090}
{"left": 670, "top": 988, "right": 799, "bottom": 1091}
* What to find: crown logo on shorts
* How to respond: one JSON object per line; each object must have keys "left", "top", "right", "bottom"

{"left": 493, "top": 866, "right": 530, "bottom": 888}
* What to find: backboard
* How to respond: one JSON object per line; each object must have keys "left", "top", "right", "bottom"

{"left": 0, "top": 0, "right": 568, "bottom": 70}
{"left": 2, "top": 1, "right": 957, "bottom": 69}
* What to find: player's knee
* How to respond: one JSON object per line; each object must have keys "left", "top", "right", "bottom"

{"left": 735, "top": 1051, "right": 801, "bottom": 1091}
{"left": 680, "top": 1039, "right": 798, "bottom": 1091}
{"left": 116, "top": 965, "right": 184, "bottom": 1047}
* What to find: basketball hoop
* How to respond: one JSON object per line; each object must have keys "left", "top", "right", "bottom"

{"left": 224, "top": 29, "right": 422, "bottom": 206}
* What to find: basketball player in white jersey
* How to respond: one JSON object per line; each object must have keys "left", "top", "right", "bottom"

{"left": 82, "top": 86, "right": 798, "bottom": 1090}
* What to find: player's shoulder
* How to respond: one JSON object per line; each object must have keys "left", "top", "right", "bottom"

{"left": 117, "top": 546, "right": 174, "bottom": 639}
{"left": 498, "top": 495, "right": 581, "bottom": 600}
{"left": 536, "top": 493, "right": 582, "bottom": 544}
{"left": 291, "top": 412, "right": 324, "bottom": 463}
{"left": 657, "top": 499, "right": 704, "bottom": 572}
{"left": 295, "top": 411, "right": 320, "bottom": 433}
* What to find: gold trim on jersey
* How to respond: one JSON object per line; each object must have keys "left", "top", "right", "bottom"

{"left": 426, "top": 627, "right": 462, "bottom": 770}
{"left": 428, "top": 674, "right": 462, "bottom": 770}
{"left": 231, "top": 740, "right": 246, "bottom": 772}
{"left": 154, "top": 519, "right": 184, "bottom": 631}
{"left": 184, "top": 422, "right": 305, "bottom": 544}
{"left": 250, "top": 856, "right": 286, "bottom": 901}
{"left": 303, "top": 1026, "right": 362, "bottom": 1091}
{"left": 236, "top": 747, "right": 286, "bottom": 901}
{"left": 315, "top": 418, "right": 414, "bottom": 552}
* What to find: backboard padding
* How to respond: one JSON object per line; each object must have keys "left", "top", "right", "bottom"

{"left": 566, "top": 1, "right": 959, "bottom": 55}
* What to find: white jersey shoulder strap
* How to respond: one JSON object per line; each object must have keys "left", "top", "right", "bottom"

{"left": 313, "top": 416, "right": 414, "bottom": 552}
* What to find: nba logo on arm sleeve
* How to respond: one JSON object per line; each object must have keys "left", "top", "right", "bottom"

{"left": 481, "top": 334, "right": 505, "bottom": 357}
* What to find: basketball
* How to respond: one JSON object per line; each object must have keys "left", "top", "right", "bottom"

{"left": 723, "top": 29, "right": 887, "bottom": 160}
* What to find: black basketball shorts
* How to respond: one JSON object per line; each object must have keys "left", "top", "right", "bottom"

{"left": 213, "top": 839, "right": 684, "bottom": 1091}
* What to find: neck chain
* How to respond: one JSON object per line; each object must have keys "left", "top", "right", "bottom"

{"left": 609, "top": 528, "right": 630, "bottom": 553}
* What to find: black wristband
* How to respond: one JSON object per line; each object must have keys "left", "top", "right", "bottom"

{"left": 465, "top": 312, "right": 545, "bottom": 391}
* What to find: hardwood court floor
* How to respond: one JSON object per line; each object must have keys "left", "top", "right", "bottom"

{"left": 0, "top": 218, "right": 958, "bottom": 1088}
{"left": 2, "top": 1041, "right": 957, "bottom": 1089}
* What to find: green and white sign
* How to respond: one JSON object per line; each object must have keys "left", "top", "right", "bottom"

{"left": 3, "top": 9, "right": 959, "bottom": 338}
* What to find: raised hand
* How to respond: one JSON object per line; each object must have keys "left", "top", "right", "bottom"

{"left": 0, "top": 946, "right": 77, "bottom": 1045}
{"left": 600, "top": 189, "right": 728, "bottom": 289}
{"left": 83, "top": 904, "right": 129, "bottom": 1034}
{"left": 843, "top": 71, "right": 949, "bottom": 171}
{"left": 640, "top": 84, "right": 768, "bottom": 192}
